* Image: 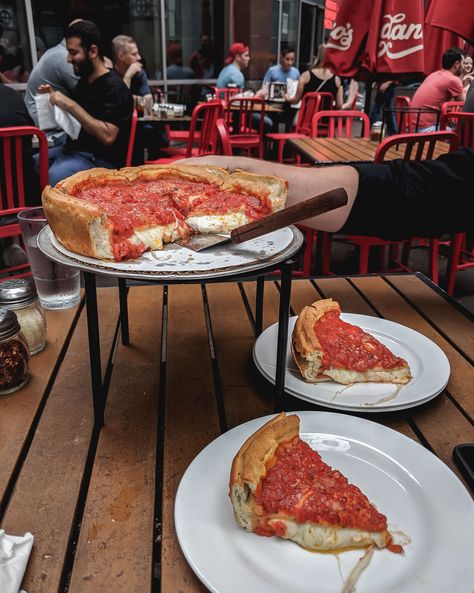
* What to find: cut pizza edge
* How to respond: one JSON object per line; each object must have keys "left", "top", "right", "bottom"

{"left": 229, "top": 412, "right": 401, "bottom": 554}
{"left": 42, "top": 164, "right": 288, "bottom": 261}
{"left": 291, "top": 299, "right": 412, "bottom": 385}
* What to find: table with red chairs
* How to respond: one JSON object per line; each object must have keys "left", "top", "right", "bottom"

{"left": 288, "top": 137, "right": 451, "bottom": 165}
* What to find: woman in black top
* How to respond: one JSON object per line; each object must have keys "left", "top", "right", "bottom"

{"left": 285, "top": 44, "right": 350, "bottom": 109}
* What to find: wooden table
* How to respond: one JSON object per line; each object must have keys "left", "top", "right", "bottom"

{"left": 289, "top": 137, "right": 450, "bottom": 164}
{"left": 1, "top": 273, "right": 472, "bottom": 593}
{"left": 138, "top": 114, "right": 192, "bottom": 123}
{"left": 229, "top": 102, "right": 283, "bottom": 113}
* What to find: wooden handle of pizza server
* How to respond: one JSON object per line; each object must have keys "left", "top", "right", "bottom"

{"left": 230, "top": 187, "right": 348, "bottom": 244}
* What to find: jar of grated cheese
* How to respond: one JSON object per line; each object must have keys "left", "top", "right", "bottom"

{"left": 0, "top": 279, "right": 47, "bottom": 355}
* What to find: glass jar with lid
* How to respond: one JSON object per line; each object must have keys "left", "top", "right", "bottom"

{"left": 0, "top": 279, "right": 47, "bottom": 355}
{"left": 0, "top": 307, "right": 30, "bottom": 395}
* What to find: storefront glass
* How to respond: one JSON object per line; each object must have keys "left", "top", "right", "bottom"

{"left": 0, "top": 0, "right": 33, "bottom": 83}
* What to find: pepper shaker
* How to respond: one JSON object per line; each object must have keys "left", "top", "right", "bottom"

{"left": 0, "top": 307, "right": 30, "bottom": 395}
{"left": 0, "top": 279, "right": 47, "bottom": 355}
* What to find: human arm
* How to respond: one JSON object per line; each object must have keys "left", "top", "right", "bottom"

{"left": 39, "top": 84, "right": 119, "bottom": 145}
{"left": 123, "top": 62, "right": 143, "bottom": 89}
{"left": 335, "top": 76, "right": 343, "bottom": 109}
{"left": 341, "top": 79, "right": 358, "bottom": 110}
{"left": 450, "top": 76, "right": 466, "bottom": 101}
{"left": 285, "top": 71, "right": 309, "bottom": 104}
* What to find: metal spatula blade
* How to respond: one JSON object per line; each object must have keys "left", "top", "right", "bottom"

{"left": 174, "top": 186, "right": 348, "bottom": 252}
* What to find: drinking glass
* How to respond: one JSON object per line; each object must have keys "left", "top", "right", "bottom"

{"left": 18, "top": 208, "right": 80, "bottom": 310}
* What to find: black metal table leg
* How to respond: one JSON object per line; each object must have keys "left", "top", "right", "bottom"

{"left": 274, "top": 260, "right": 293, "bottom": 411}
{"left": 84, "top": 272, "right": 104, "bottom": 428}
{"left": 118, "top": 278, "right": 129, "bottom": 345}
{"left": 255, "top": 276, "right": 265, "bottom": 336}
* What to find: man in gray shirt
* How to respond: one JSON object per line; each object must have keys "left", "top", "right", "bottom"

{"left": 25, "top": 38, "right": 79, "bottom": 126}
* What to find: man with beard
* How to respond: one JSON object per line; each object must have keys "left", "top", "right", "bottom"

{"left": 39, "top": 20, "right": 133, "bottom": 186}
{"left": 410, "top": 48, "right": 466, "bottom": 133}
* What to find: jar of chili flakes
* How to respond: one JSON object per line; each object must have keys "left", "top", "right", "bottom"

{"left": 0, "top": 307, "right": 30, "bottom": 395}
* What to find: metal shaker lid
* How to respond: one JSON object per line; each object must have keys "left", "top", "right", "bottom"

{"left": 0, "top": 278, "right": 38, "bottom": 308}
{"left": 0, "top": 307, "right": 21, "bottom": 339}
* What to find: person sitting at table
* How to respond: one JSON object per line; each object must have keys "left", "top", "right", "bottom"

{"left": 38, "top": 20, "right": 133, "bottom": 186}
{"left": 461, "top": 55, "right": 473, "bottom": 89}
{"left": 112, "top": 34, "right": 168, "bottom": 162}
{"left": 410, "top": 48, "right": 466, "bottom": 133}
{"left": 285, "top": 44, "right": 346, "bottom": 109}
{"left": 180, "top": 148, "right": 474, "bottom": 241}
{"left": 215, "top": 42, "right": 250, "bottom": 90}
{"left": 260, "top": 48, "right": 300, "bottom": 89}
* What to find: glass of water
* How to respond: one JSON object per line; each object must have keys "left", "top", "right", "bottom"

{"left": 17, "top": 208, "right": 80, "bottom": 310}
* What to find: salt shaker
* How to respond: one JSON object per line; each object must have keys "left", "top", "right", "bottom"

{"left": 0, "top": 307, "right": 30, "bottom": 395}
{"left": 0, "top": 279, "right": 47, "bottom": 355}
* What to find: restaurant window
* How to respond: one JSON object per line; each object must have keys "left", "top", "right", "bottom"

{"left": 0, "top": 0, "right": 33, "bottom": 83}
{"left": 30, "top": 0, "right": 165, "bottom": 81}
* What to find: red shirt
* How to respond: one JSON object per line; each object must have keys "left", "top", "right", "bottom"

{"left": 410, "top": 69, "right": 464, "bottom": 129}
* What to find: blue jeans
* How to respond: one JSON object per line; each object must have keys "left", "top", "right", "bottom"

{"left": 45, "top": 146, "right": 114, "bottom": 187}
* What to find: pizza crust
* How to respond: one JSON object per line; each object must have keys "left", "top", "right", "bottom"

{"left": 229, "top": 413, "right": 393, "bottom": 552}
{"left": 291, "top": 299, "right": 412, "bottom": 384}
{"left": 42, "top": 164, "right": 288, "bottom": 261}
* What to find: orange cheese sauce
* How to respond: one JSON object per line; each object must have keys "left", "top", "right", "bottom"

{"left": 314, "top": 311, "right": 407, "bottom": 372}
{"left": 255, "top": 439, "right": 387, "bottom": 532}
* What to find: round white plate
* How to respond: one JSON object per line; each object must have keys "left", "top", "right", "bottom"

{"left": 253, "top": 314, "right": 450, "bottom": 412}
{"left": 41, "top": 225, "right": 298, "bottom": 279}
{"left": 175, "top": 412, "right": 474, "bottom": 593}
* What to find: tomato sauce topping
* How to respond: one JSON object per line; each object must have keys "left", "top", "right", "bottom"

{"left": 255, "top": 439, "right": 387, "bottom": 532}
{"left": 70, "top": 177, "right": 270, "bottom": 238}
{"left": 314, "top": 310, "right": 407, "bottom": 372}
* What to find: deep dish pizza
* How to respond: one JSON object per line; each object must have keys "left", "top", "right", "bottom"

{"left": 230, "top": 412, "right": 402, "bottom": 554}
{"left": 41, "top": 164, "right": 287, "bottom": 261}
{"left": 291, "top": 299, "right": 412, "bottom": 385}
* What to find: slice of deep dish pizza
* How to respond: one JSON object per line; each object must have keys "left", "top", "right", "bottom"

{"left": 291, "top": 299, "right": 412, "bottom": 385}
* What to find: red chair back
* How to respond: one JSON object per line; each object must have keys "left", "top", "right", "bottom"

{"left": 215, "top": 87, "right": 240, "bottom": 106}
{"left": 439, "top": 111, "right": 474, "bottom": 147}
{"left": 186, "top": 100, "right": 224, "bottom": 157}
{"left": 215, "top": 118, "right": 233, "bottom": 156}
{"left": 294, "top": 92, "right": 322, "bottom": 135}
{"left": 394, "top": 95, "right": 412, "bottom": 133}
{"left": 374, "top": 131, "right": 459, "bottom": 163}
{"left": 440, "top": 101, "right": 464, "bottom": 130}
{"left": 228, "top": 96, "right": 265, "bottom": 134}
{"left": 125, "top": 109, "right": 138, "bottom": 167}
{"left": 311, "top": 110, "right": 370, "bottom": 138}
{"left": 0, "top": 126, "right": 48, "bottom": 229}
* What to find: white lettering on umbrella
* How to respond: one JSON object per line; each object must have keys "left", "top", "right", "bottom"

{"left": 327, "top": 23, "right": 353, "bottom": 51}
{"left": 378, "top": 13, "right": 423, "bottom": 59}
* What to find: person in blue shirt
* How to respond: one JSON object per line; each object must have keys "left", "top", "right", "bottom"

{"left": 262, "top": 48, "right": 300, "bottom": 84}
{"left": 215, "top": 42, "right": 249, "bottom": 89}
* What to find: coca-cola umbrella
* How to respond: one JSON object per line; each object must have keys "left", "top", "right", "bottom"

{"left": 325, "top": 0, "right": 425, "bottom": 80}
{"left": 425, "top": 0, "right": 474, "bottom": 45}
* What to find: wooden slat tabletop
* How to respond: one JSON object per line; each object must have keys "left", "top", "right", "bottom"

{"left": 0, "top": 274, "right": 472, "bottom": 593}
{"left": 289, "top": 137, "right": 450, "bottom": 164}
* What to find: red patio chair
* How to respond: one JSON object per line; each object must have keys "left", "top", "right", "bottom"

{"left": 215, "top": 87, "right": 240, "bottom": 106}
{"left": 325, "top": 131, "right": 459, "bottom": 279}
{"left": 394, "top": 95, "right": 411, "bottom": 133}
{"left": 266, "top": 92, "right": 322, "bottom": 163}
{"left": 146, "top": 100, "right": 223, "bottom": 164}
{"left": 215, "top": 118, "right": 233, "bottom": 156}
{"left": 0, "top": 126, "right": 48, "bottom": 279}
{"left": 311, "top": 110, "right": 370, "bottom": 138}
{"left": 439, "top": 101, "right": 464, "bottom": 130}
{"left": 227, "top": 96, "right": 265, "bottom": 159}
{"left": 125, "top": 109, "right": 138, "bottom": 167}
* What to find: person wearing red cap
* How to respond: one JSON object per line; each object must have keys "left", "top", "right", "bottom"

{"left": 216, "top": 42, "right": 250, "bottom": 89}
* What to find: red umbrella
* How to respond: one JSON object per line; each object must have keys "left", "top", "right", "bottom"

{"left": 425, "top": 0, "right": 474, "bottom": 45}
{"left": 325, "top": 0, "right": 425, "bottom": 79}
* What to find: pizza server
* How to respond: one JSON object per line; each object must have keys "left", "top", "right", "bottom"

{"left": 175, "top": 187, "right": 348, "bottom": 251}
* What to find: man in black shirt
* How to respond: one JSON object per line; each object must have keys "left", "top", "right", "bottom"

{"left": 180, "top": 150, "right": 474, "bottom": 240}
{"left": 39, "top": 21, "right": 133, "bottom": 186}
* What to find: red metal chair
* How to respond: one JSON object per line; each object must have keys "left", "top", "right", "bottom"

{"left": 324, "top": 131, "right": 460, "bottom": 278}
{"left": 226, "top": 96, "right": 266, "bottom": 159}
{"left": 311, "top": 110, "right": 370, "bottom": 138}
{"left": 439, "top": 101, "right": 464, "bottom": 130}
{"left": 266, "top": 92, "right": 322, "bottom": 163}
{"left": 215, "top": 118, "right": 233, "bottom": 156}
{"left": 146, "top": 101, "right": 223, "bottom": 164}
{"left": 441, "top": 111, "right": 474, "bottom": 147}
{"left": 0, "top": 126, "right": 49, "bottom": 279}
{"left": 394, "top": 95, "right": 411, "bottom": 133}
{"left": 125, "top": 109, "right": 138, "bottom": 167}
{"left": 215, "top": 87, "right": 240, "bottom": 106}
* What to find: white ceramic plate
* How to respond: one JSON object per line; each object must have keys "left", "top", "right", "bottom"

{"left": 253, "top": 315, "right": 450, "bottom": 412}
{"left": 175, "top": 412, "right": 474, "bottom": 593}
